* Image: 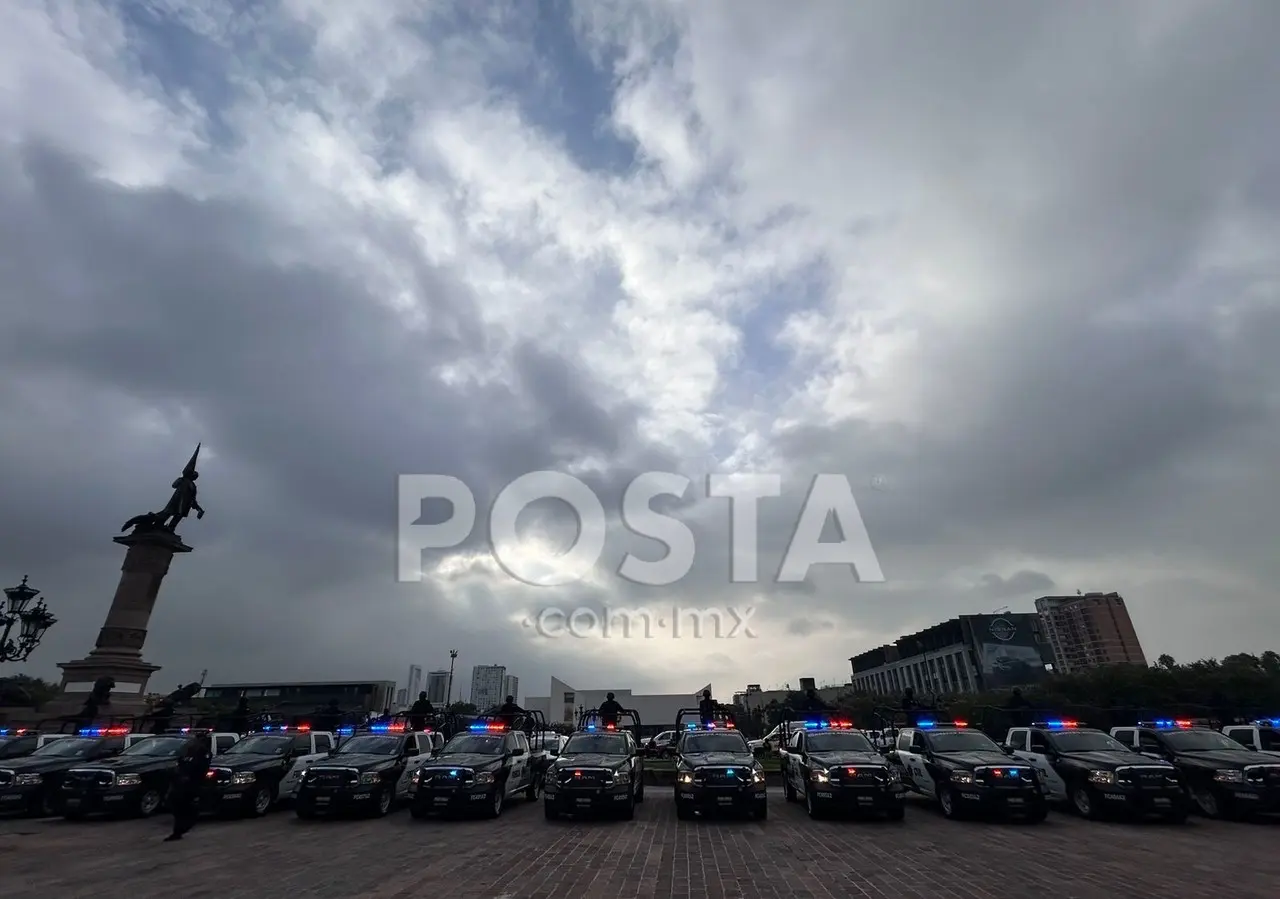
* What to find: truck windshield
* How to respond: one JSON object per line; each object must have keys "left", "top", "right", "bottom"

{"left": 1158, "top": 730, "right": 1250, "bottom": 752}
{"left": 928, "top": 732, "right": 1001, "bottom": 753}
{"left": 226, "top": 735, "right": 291, "bottom": 755}
{"left": 122, "top": 737, "right": 187, "bottom": 757}
{"left": 563, "top": 735, "right": 628, "bottom": 754}
{"left": 1046, "top": 732, "right": 1129, "bottom": 753}
{"left": 441, "top": 735, "right": 504, "bottom": 755}
{"left": 682, "top": 734, "right": 749, "bottom": 753}
{"left": 334, "top": 735, "right": 401, "bottom": 755}
{"left": 806, "top": 733, "right": 875, "bottom": 753}
{"left": 31, "top": 738, "right": 101, "bottom": 757}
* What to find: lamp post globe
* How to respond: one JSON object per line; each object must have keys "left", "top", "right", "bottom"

{"left": 1, "top": 576, "right": 57, "bottom": 664}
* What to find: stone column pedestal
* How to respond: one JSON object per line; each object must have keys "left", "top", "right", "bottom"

{"left": 45, "top": 529, "right": 192, "bottom": 719}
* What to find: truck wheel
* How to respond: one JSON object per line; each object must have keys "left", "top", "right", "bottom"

{"left": 619, "top": 788, "right": 635, "bottom": 820}
{"left": 783, "top": 776, "right": 797, "bottom": 802}
{"left": 635, "top": 779, "right": 645, "bottom": 802}
{"left": 544, "top": 801, "right": 559, "bottom": 820}
{"left": 1071, "top": 784, "right": 1100, "bottom": 819}
{"left": 137, "top": 788, "right": 163, "bottom": 818}
{"left": 752, "top": 801, "right": 767, "bottom": 820}
{"left": 247, "top": 785, "right": 275, "bottom": 818}
{"left": 525, "top": 774, "right": 542, "bottom": 802}
{"left": 938, "top": 786, "right": 962, "bottom": 820}
{"left": 371, "top": 787, "right": 393, "bottom": 817}
{"left": 484, "top": 788, "right": 504, "bottom": 819}
{"left": 1189, "top": 785, "right": 1220, "bottom": 818}
{"left": 805, "top": 787, "right": 824, "bottom": 819}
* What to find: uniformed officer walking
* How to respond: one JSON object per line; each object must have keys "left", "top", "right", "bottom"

{"left": 164, "top": 732, "right": 212, "bottom": 842}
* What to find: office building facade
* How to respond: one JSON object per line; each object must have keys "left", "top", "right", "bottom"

{"left": 405, "top": 665, "right": 423, "bottom": 701}
{"left": 469, "top": 664, "right": 506, "bottom": 710}
{"left": 1035, "top": 592, "right": 1146, "bottom": 674}
{"left": 426, "top": 670, "right": 449, "bottom": 704}
{"left": 850, "top": 614, "right": 1055, "bottom": 697}
{"left": 502, "top": 675, "right": 519, "bottom": 703}
{"left": 202, "top": 680, "right": 396, "bottom": 713}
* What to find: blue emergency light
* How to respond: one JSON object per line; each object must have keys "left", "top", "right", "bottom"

{"left": 1252, "top": 718, "right": 1280, "bottom": 727}
{"left": 336, "top": 726, "right": 354, "bottom": 736}
{"left": 916, "top": 720, "right": 968, "bottom": 729}
{"left": 469, "top": 722, "right": 507, "bottom": 732}
{"left": 1139, "top": 719, "right": 1192, "bottom": 729}
{"left": 803, "top": 719, "right": 853, "bottom": 729}
{"left": 1034, "top": 720, "right": 1080, "bottom": 729}
{"left": 370, "top": 723, "right": 406, "bottom": 733}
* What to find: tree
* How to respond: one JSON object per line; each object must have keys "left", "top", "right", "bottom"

{"left": 1156, "top": 654, "right": 1177, "bottom": 670}
{"left": 0, "top": 675, "right": 59, "bottom": 709}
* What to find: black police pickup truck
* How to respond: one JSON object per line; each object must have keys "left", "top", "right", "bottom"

{"left": 1004, "top": 721, "right": 1186, "bottom": 821}
{"left": 295, "top": 725, "right": 433, "bottom": 818}
{"left": 408, "top": 725, "right": 540, "bottom": 819}
{"left": 544, "top": 729, "right": 644, "bottom": 820}
{"left": 0, "top": 727, "right": 150, "bottom": 816}
{"left": 202, "top": 729, "right": 335, "bottom": 817}
{"left": 0, "top": 728, "right": 41, "bottom": 762}
{"left": 778, "top": 720, "right": 906, "bottom": 820}
{"left": 890, "top": 722, "right": 1047, "bottom": 821}
{"left": 60, "top": 733, "right": 205, "bottom": 819}
{"left": 673, "top": 714, "right": 767, "bottom": 820}
{"left": 1111, "top": 721, "right": 1280, "bottom": 820}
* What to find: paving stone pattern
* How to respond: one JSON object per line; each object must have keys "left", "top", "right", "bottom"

{"left": 1, "top": 792, "right": 1276, "bottom": 899}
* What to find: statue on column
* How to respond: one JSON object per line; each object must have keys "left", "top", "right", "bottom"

{"left": 121, "top": 445, "right": 207, "bottom": 535}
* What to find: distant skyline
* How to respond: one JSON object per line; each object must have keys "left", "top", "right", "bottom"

{"left": 3, "top": 3, "right": 1279, "bottom": 698}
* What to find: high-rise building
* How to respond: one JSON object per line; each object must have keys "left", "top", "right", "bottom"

{"left": 405, "top": 665, "right": 423, "bottom": 701}
{"left": 502, "top": 675, "right": 519, "bottom": 703}
{"left": 1035, "top": 592, "right": 1146, "bottom": 674}
{"left": 426, "top": 670, "right": 449, "bottom": 704}
{"left": 470, "top": 665, "right": 506, "bottom": 710}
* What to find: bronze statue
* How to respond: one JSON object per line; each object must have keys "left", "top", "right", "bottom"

{"left": 122, "top": 445, "right": 206, "bottom": 535}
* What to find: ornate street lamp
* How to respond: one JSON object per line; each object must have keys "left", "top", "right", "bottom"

{"left": 446, "top": 649, "right": 459, "bottom": 707}
{"left": 1, "top": 576, "right": 57, "bottom": 663}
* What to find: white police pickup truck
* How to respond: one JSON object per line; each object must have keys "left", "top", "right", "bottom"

{"left": 242, "top": 726, "right": 337, "bottom": 802}
{"left": 1222, "top": 720, "right": 1280, "bottom": 753}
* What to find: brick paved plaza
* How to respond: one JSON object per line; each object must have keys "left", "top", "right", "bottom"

{"left": 2, "top": 791, "right": 1275, "bottom": 899}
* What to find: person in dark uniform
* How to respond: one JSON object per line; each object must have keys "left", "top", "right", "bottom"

{"left": 900, "top": 688, "right": 919, "bottom": 727}
{"left": 597, "top": 693, "right": 624, "bottom": 727}
{"left": 408, "top": 692, "right": 435, "bottom": 731}
{"left": 799, "top": 688, "right": 831, "bottom": 712}
{"left": 1005, "top": 688, "right": 1031, "bottom": 727}
{"left": 315, "top": 699, "right": 342, "bottom": 733}
{"left": 164, "top": 732, "right": 212, "bottom": 842}
{"left": 150, "top": 698, "right": 176, "bottom": 735}
{"left": 698, "top": 689, "right": 719, "bottom": 726}
{"left": 495, "top": 696, "right": 523, "bottom": 727}
{"left": 230, "top": 695, "right": 250, "bottom": 734}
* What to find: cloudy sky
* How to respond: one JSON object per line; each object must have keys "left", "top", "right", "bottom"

{"left": 3, "top": 1, "right": 1278, "bottom": 701}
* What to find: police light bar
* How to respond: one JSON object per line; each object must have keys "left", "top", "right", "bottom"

{"left": 469, "top": 723, "right": 507, "bottom": 732}
{"left": 916, "top": 720, "right": 968, "bottom": 729}
{"left": 370, "top": 723, "right": 406, "bottom": 733}
{"left": 1139, "top": 719, "right": 1192, "bottom": 729}
{"left": 1251, "top": 719, "right": 1280, "bottom": 727}
{"left": 802, "top": 719, "right": 854, "bottom": 729}
{"left": 1033, "top": 720, "right": 1080, "bottom": 729}
{"left": 336, "top": 726, "right": 354, "bottom": 736}
{"left": 77, "top": 726, "right": 132, "bottom": 736}
{"left": 0, "top": 728, "right": 31, "bottom": 735}
{"left": 987, "top": 767, "right": 1025, "bottom": 778}
{"left": 260, "top": 724, "right": 311, "bottom": 733}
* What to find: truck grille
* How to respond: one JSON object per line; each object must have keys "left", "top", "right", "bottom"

{"left": 0, "top": 770, "right": 12, "bottom": 786}
{"left": 830, "top": 766, "right": 888, "bottom": 785}
{"left": 697, "top": 767, "right": 742, "bottom": 786}
{"left": 561, "top": 768, "right": 610, "bottom": 788}
{"left": 67, "top": 769, "right": 114, "bottom": 788}
{"left": 207, "top": 768, "right": 232, "bottom": 785}
{"left": 976, "top": 767, "right": 1033, "bottom": 787}
{"left": 307, "top": 768, "right": 357, "bottom": 787}
{"left": 420, "top": 768, "right": 471, "bottom": 786}
{"left": 1245, "top": 765, "right": 1280, "bottom": 785}
{"left": 1117, "top": 766, "right": 1178, "bottom": 788}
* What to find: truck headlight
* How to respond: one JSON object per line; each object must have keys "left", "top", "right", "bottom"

{"left": 474, "top": 771, "right": 495, "bottom": 785}
{"left": 810, "top": 767, "right": 829, "bottom": 783}
{"left": 751, "top": 767, "right": 766, "bottom": 784}
{"left": 613, "top": 769, "right": 630, "bottom": 784}
{"left": 231, "top": 772, "right": 257, "bottom": 786}
{"left": 359, "top": 772, "right": 381, "bottom": 785}
{"left": 14, "top": 773, "right": 42, "bottom": 786}
{"left": 949, "top": 771, "right": 974, "bottom": 784}
{"left": 677, "top": 770, "right": 694, "bottom": 784}
{"left": 1214, "top": 769, "right": 1244, "bottom": 783}
{"left": 410, "top": 769, "right": 421, "bottom": 785}
{"left": 1087, "top": 770, "right": 1115, "bottom": 785}
{"left": 116, "top": 774, "right": 142, "bottom": 787}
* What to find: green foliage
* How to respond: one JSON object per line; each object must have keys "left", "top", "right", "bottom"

{"left": 0, "top": 675, "right": 59, "bottom": 709}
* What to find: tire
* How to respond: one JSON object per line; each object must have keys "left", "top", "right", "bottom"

{"left": 544, "top": 801, "right": 559, "bottom": 820}
{"left": 1071, "top": 784, "right": 1100, "bottom": 819}
{"left": 675, "top": 800, "right": 693, "bottom": 820}
{"left": 938, "top": 786, "right": 961, "bottom": 820}
{"left": 484, "top": 787, "right": 503, "bottom": 819}
{"left": 1189, "top": 785, "right": 1221, "bottom": 818}
{"left": 635, "top": 779, "right": 645, "bottom": 803}
{"left": 525, "top": 774, "right": 542, "bottom": 802}
{"left": 137, "top": 788, "right": 163, "bottom": 818}
{"left": 752, "top": 801, "right": 767, "bottom": 820}
{"left": 783, "top": 775, "right": 797, "bottom": 803}
{"left": 805, "top": 786, "right": 824, "bottom": 819}
{"left": 885, "top": 803, "right": 906, "bottom": 821}
{"left": 371, "top": 787, "right": 393, "bottom": 818}
{"left": 27, "top": 791, "right": 54, "bottom": 818}
{"left": 247, "top": 785, "right": 274, "bottom": 818}
{"left": 619, "top": 788, "right": 635, "bottom": 820}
